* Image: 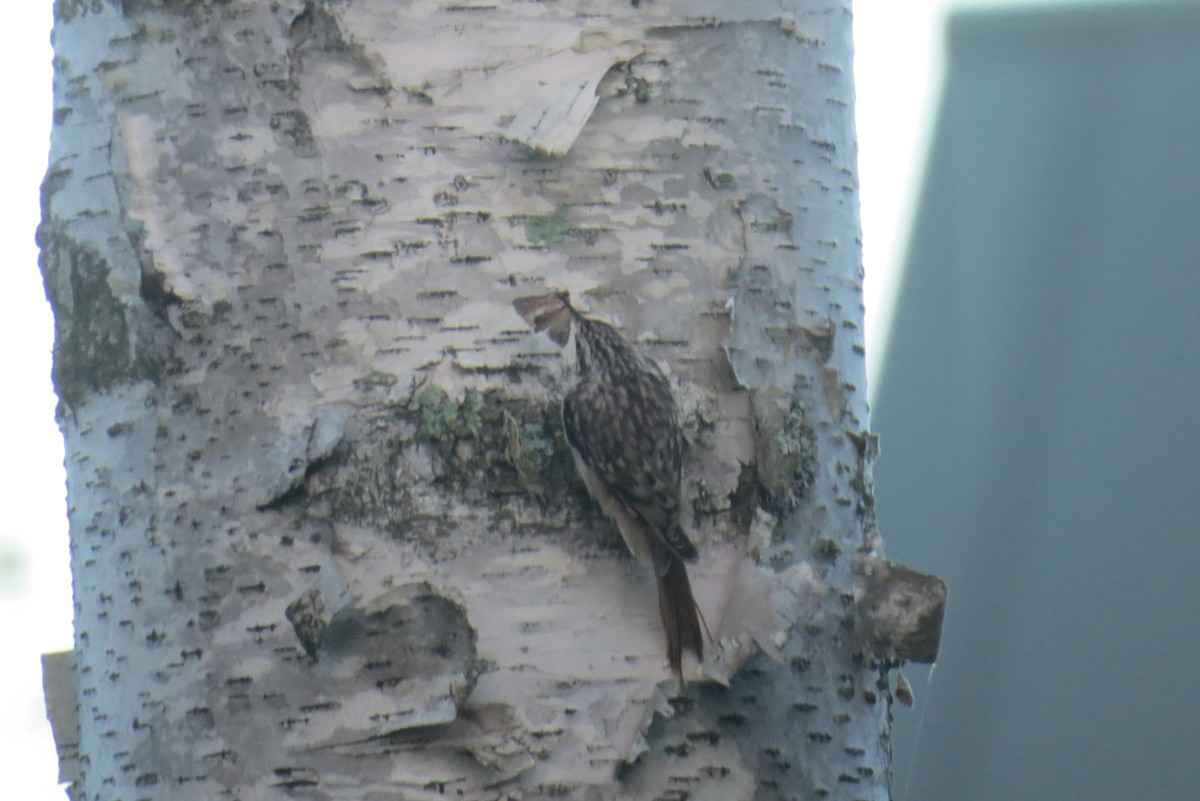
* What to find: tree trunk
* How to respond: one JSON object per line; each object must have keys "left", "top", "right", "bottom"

{"left": 41, "top": 1, "right": 938, "bottom": 799}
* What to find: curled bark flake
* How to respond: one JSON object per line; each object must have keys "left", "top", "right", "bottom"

{"left": 856, "top": 557, "right": 947, "bottom": 664}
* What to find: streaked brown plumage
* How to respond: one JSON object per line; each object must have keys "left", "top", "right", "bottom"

{"left": 513, "top": 292, "right": 703, "bottom": 681}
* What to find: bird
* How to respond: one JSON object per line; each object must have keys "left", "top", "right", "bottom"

{"left": 513, "top": 291, "right": 704, "bottom": 681}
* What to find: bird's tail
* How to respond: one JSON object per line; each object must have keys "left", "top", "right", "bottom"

{"left": 656, "top": 552, "right": 704, "bottom": 683}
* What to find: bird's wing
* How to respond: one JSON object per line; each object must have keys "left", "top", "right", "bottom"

{"left": 563, "top": 375, "right": 697, "bottom": 562}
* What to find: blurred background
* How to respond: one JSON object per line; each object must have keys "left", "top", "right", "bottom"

{"left": 4, "top": 1, "right": 1197, "bottom": 799}
{"left": 875, "top": 2, "right": 1200, "bottom": 799}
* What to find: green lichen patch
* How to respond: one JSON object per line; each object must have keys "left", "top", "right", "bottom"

{"left": 315, "top": 389, "right": 579, "bottom": 544}
{"left": 416, "top": 386, "right": 483, "bottom": 440}
{"left": 632, "top": 76, "right": 651, "bottom": 103}
{"left": 524, "top": 205, "right": 570, "bottom": 246}
{"left": 410, "top": 388, "right": 572, "bottom": 504}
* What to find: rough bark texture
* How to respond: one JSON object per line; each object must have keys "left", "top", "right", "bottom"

{"left": 40, "top": 1, "right": 914, "bottom": 799}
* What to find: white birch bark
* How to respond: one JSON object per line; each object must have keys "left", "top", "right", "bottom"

{"left": 40, "top": 1, "right": 935, "bottom": 799}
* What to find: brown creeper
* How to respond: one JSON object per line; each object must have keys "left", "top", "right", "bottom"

{"left": 513, "top": 292, "right": 704, "bottom": 680}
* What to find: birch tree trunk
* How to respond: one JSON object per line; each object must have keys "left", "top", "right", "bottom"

{"left": 41, "top": 1, "right": 941, "bottom": 799}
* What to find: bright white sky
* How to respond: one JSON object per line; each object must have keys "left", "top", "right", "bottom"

{"left": 0, "top": 2, "right": 1065, "bottom": 798}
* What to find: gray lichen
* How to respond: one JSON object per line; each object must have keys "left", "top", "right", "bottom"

{"left": 751, "top": 385, "right": 819, "bottom": 514}
{"left": 313, "top": 390, "right": 578, "bottom": 541}
{"left": 38, "top": 234, "right": 162, "bottom": 409}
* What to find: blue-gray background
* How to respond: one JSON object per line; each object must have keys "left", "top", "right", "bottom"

{"left": 879, "top": 3, "right": 1200, "bottom": 798}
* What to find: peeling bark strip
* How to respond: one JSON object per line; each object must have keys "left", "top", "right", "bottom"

{"left": 38, "top": 1, "right": 936, "bottom": 799}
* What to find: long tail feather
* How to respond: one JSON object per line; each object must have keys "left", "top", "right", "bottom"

{"left": 656, "top": 553, "right": 704, "bottom": 683}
